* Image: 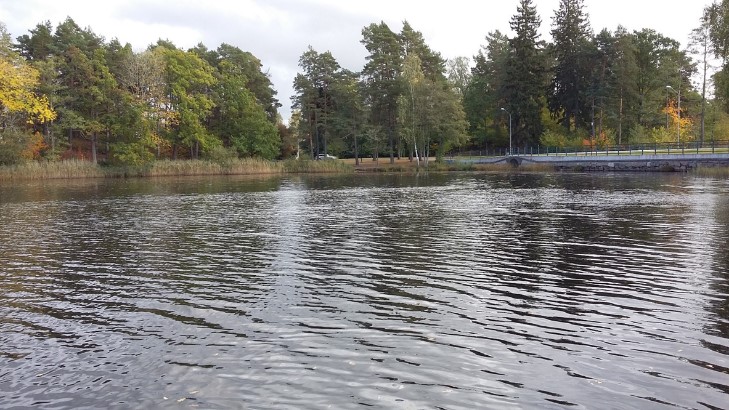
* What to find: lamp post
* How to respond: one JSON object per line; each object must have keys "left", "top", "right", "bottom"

{"left": 666, "top": 85, "right": 680, "bottom": 144}
{"left": 501, "top": 107, "right": 512, "bottom": 156}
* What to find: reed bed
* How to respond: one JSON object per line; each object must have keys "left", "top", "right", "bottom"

{"left": 144, "top": 158, "right": 287, "bottom": 177}
{"left": 0, "top": 159, "right": 105, "bottom": 181}
{"left": 693, "top": 166, "right": 729, "bottom": 178}
{"left": 281, "top": 159, "right": 353, "bottom": 173}
{"left": 0, "top": 158, "right": 353, "bottom": 181}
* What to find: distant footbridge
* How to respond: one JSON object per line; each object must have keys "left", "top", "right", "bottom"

{"left": 449, "top": 153, "right": 729, "bottom": 172}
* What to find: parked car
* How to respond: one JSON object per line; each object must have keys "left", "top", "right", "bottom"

{"left": 316, "top": 154, "right": 338, "bottom": 160}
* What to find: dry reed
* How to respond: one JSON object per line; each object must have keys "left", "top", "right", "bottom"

{"left": 693, "top": 166, "right": 729, "bottom": 178}
{"left": 0, "top": 158, "right": 353, "bottom": 181}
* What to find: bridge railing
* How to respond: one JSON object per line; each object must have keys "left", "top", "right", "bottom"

{"left": 447, "top": 140, "right": 729, "bottom": 159}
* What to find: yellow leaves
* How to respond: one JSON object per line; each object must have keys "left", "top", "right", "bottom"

{"left": 0, "top": 57, "right": 56, "bottom": 124}
{"left": 150, "top": 131, "right": 170, "bottom": 151}
{"left": 661, "top": 99, "right": 694, "bottom": 142}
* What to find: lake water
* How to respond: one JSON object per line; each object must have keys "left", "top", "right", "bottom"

{"left": 0, "top": 172, "right": 728, "bottom": 409}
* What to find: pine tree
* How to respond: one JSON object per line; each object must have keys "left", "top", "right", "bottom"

{"left": 502, "top": 0, "right": 546, "bottom": 146}
{"left": 548, "top": 0, "right": 592, "bottom": 132}
{"left": 463, "top": 31, "right": 510, "bottom": 147}
{"left": 361, "top": 22, "right": 402, "bottom": 163}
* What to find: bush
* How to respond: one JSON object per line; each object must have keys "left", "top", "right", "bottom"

{"left": 648, "top": 127, "right": 674, "bottom": 144}
{"left": 0, "top": 129, "right": 41, "bottom": 166}
{"left": 109, "top": 141, "right": 155, "bottom": 168}
{"left": 205, "top": 145, "right": 238, "bottom": 170}
{"left": 629, "top": 125, "right": 650, "bottom": 144}
{"left": 540, "top": 129, "right": 584, "bottom": 149}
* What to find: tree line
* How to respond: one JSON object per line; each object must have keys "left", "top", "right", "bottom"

{"left": 3, "top": 0, "right": 729, "bottom": 167}
{"left": 1, "top": 17, "right": 282, "bottom": 166}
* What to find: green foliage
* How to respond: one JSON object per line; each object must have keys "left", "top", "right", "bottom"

{"left": 361, "top": 22, "right": 402, "bottom": 162}
{"left": 109, "top": 140, "right": 155, "bottom": 168}
{"left": 548, "top": 0, "right": 593, "bottom": 131}
{"left": 205, "top": 145, "right": 237, "bottom": 170}
{"left": 541, "top": 129, "right": 570, "bottom": 148}
{"left": 633, "top": 29, "right": 694, "bottom": 130}
{"left": 503, "top": 0, "right": 546, "bottom": 146}
{"left": 15, "top": 21, "right": 53, "bottom": 60}
{"left": 215, "top": 43, "right": 280, "bottom": 122}
{"left": 329, "top": 69, "right": 366, "bottom": 161}
{"left": 446, "top": 56, "right": 471, "bottom": 98}
{"left": 8, "top": 16, "right": 284, "bottom": 169}
{"left": 707, "top": 0, "right": 729, "bottom": 62}
{"left": 162, "top": 47, "right": 217, "bottom": 158}
{"left": 0, "top": 129, "right": 30, "bottom": 165}
{"left": 212, "top": 60, "right": 280, "bottom": 159}
{"left": 628, "top": 125, "right": 648, "bottom": 144}
{"left": 292, "top": 46, "right": 341, "bottom": 158}
{"left": 708, "top": 108, "right": 729, "bottom": 139}
{"left": 4, "top": 11, "right": 717, "bottom": 172}
{"left": 399, "top": 21, "right": 446, "bottom": 82}
{"left": 464, "top": 31, "right": 512, "bottom": 148}
{"left": 590, "top": 27, "right": 640, "bottom": 143}
{"left": 648, "top": 126, "right": 675, "bottom": 143}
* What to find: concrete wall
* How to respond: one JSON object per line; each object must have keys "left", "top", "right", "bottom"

{"left": 520, "top": 154, "right": 729, "bottom": 172}
{"left": 450, "top": 153, "right": 729, "bottom": 172}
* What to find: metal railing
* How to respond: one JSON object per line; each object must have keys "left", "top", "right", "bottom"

{"left": 448, "top": 140, "right": 729, "bottom": 159}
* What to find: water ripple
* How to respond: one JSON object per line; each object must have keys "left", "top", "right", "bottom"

{"left": 1, "top": 173, "right": 728, "bottom": 409}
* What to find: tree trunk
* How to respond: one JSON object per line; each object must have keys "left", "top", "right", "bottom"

{"left": 591, "top": 97, "right": 595, "bottom": 145}
{"left": 599, "top": 98, "right": 604, "bottom": 141}
{"left": 308, "top": 130, "right": 314, "bottom": 160}
{"left": 353, "top": 128, "right": 359, "bottom": 166}
{"left": 618, "top": 90, "right": 623, "bottom": 145}
{"left": 389, "top": 128, "right": 395, "bottom": 164}
{"left": 701, "top": 37, "right": 708, "bottom": 145}
{"left": 45, "top": 122, "right": 54, "bottom": 154}
{"left": 311, "top": 107, "right": 317, "bottom": 159}
{"left": 389, "top": 108, "right": 395, "bottom": 164}
{"left": 414, "top": 134, "right": 420, "bottom": 172}
{"left": 91, "top": 133, "right": 97, "bottom": 164}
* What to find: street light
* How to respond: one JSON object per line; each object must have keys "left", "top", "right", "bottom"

{"left": 500, "top": 107, "right": 512, "bottom": 156}
{"left": 666, "top": 85, "right": 680, "bottom": 144}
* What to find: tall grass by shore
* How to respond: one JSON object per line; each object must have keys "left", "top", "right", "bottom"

{"left": 0, "top": 158, "right": 353, "bottom": 181}
{"left": 0, "top": 159, "right": 106, "bottom": 181}
{"left": 693, "top": 166, "right": 729, "bottom": 178}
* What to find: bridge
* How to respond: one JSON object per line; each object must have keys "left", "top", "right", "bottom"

{"left": 516, "top": 153, "right": 729, "bottom": 171}
{"left": 448, "top": 141, "right": 729, "bottom": 171}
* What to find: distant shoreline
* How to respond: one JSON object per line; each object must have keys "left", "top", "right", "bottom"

{"left": 2, "top": 158, "right": 727, "bottom": 181}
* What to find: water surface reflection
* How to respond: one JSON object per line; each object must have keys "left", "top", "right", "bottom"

{"left": 1, "top": 173, "right": 728, "bottom": 409}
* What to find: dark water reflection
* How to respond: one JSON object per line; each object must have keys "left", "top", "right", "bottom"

{"left": 1, "top": 173, "right": 728, "bottom": 409}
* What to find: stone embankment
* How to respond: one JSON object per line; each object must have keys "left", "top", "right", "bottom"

{"left": 455, "top": 153, "right": 729, "bottom": 172}
{"left": 520, "top": 154, "right": 729, "bottom": 172}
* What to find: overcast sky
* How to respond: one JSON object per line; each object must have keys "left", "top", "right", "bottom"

{"left": 0, "top": 0, "right": 712, "bottom": 121}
